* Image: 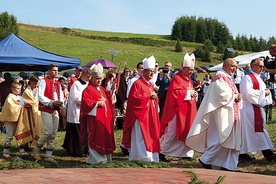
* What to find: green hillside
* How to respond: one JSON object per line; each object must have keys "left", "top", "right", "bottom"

{"left": 17, "top": 23, "right": 222, "bottom": 71}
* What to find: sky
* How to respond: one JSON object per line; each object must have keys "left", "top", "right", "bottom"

{"left": 0, "top": 0, "right": 275, "bottom": 40}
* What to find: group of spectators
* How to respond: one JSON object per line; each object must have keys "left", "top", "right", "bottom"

{"left": 1, "top": 45, "right": 276, "bottom": 170}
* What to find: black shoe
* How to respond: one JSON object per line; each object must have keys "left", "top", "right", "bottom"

{"left": 199, "top": 159, "right": 212, "bottom": 169}
{"left": 265, "top": 153, "right": 276, "bottom": 161}
{"left": 221, "top": 167, "right": 241, "bottom": 172}
{"left": 159, "top": 153, "right": 168, "bottom": 162}
{"left": 120, "top": 145, "right": 129, "bottom": 156}
{"left": 182, "top": 157, "right": 195, "bottom": 161}
{"left": 239, "top": 154, "right": 255, "bottom": 161}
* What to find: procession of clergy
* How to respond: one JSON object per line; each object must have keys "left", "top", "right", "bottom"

{"left": 0, "top": 47, "right": 275, "bottom": 170}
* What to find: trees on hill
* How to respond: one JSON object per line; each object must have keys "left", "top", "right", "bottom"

{"left": 0, "top": 11, "right": 18, "bottom": 41}
{"left": 171, "top": 15, "right": 274, "bottom": 55}
{"left": 171, "top": 16, "right": 231, "bottom": 49}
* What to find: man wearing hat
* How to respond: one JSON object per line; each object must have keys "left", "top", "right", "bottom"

{"left": 186, "top": 58, "right": 242, "bottom": 171}
{"left": 159, "top": 53, "right": 197, "bottom": 161}
{"left": 79, "top": 63, "right": 116, "bottom": 165}
{"left": 68, "top": 65, "right": 82, "bottom": 91}
{"left": 122, "top": 56, "right": 160, "bottom": 162}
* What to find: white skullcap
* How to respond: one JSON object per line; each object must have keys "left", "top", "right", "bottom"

{"left": 91, "top": 63, "right": 103, "bottom": 77}
{"left": 183, "top": 53, "right": 195, "bottom": 67}
{"left": 143, "top": 55, "right": 156, "bottom": 69}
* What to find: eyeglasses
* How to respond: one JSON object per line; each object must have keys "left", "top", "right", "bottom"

{"left": 255, "top": 64, "right": 264, "bottom": 68}
{"left": 138, "top": 68, "right": 143, "bottom": 69}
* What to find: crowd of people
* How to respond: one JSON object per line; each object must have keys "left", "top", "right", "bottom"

{"left": 0, "top": 44, "right": 276, "bottom": 170}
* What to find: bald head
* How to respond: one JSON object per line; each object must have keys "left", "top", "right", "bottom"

{"left": 222, "top": 58, "right": 238, "bottom": 76}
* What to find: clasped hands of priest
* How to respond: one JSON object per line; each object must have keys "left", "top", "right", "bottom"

{"left": 189, "top": 89, "right": 198, "bottom": 99}
{"left": 97, "top": 96, "right": 106, "bottom": 107}
{"left": 264, "top": 88, "right": 271, "bottom": 97}
{"left": 235, "top": 93, "right": 242, "bottom": 103}
{"left": 150, "top": 91, "right": 158, "bottom": 100}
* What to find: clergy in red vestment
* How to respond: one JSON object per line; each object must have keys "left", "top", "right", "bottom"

{"left": 159, "top": 53, "right": 197, "bottom": 161}
{"left": 80, "top": 63, "right": 116, "bottom": 165}
{"left": 122, "top": 56, "right": 160, "bottom": 162}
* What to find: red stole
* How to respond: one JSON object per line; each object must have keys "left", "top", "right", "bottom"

{"left": 248, "top": 73, "right": 263, "bottom": 132}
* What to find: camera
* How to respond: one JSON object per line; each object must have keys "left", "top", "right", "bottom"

{"left": 264, "top": 56, "right": 276, "bottom": 82}
{"left": 263, "top": 56, "right": 275, "bottom": 69}
{"left": 163, "top": 69, "right": 168, "bottom": 74}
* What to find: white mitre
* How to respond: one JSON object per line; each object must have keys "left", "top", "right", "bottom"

{"left": 183, "top": 53, "right": 195, "bottom": 67}
{"left": 143, "top": 55, "right": 156, "bottom": 69}
{"left": 91, "top": 63, "right": 103, "bottom": 77}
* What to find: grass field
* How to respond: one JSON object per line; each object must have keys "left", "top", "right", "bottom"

{"left": 1, "top": 106, "right": 276, "bottom": 176}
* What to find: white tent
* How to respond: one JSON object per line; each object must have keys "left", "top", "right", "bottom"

{"left": 208, "top": 50, "right": 271, "bottom": 72}
{"left": 236, "top": 50, "right": 270, "bottom": 67}
{"left": 208, "top": 63, "right": 223, "bottom": 72}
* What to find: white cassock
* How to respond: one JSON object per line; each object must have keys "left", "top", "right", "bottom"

{"left": 239, "top": 71, "right": 274, "bottom": 154}
{"left": 67, "top": 79, "right": 88, "bottom": 124}
{"left": 129, "top": 120, "right": 159, "bottom": 162}
{"left": 186, "top": 70, "right": 242, "bottom": 171}
{"left": 160, "top": 93, "right": 194, "bottom": 158}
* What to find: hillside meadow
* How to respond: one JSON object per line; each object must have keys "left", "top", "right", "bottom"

{"left": 17, "top": 23, "right": 219, "bottom": 75}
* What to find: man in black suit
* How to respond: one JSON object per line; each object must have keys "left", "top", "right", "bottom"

{"left": 156, "top": 61, "right": 175, "bottom": 119}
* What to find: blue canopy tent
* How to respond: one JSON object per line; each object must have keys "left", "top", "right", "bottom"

{"left": 0, "top": 33, "right": 80, "bottom": 72}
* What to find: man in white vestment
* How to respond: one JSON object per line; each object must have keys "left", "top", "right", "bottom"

{"left": 239, "top": 58, "right": 276, "bottom": 161}
{"left": 186, "top": 58, "right": 243, "bottom": 171}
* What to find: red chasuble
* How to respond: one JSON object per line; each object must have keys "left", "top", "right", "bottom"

{"left": 160, "top": 72, "right": 197, "bottom": 142}
{"left": 79, "top": 81, "right": 115, "bottom": 154}
{"left": 248, "top": 73, "right": 263, "bottom": 132}
{"left": 122, "top": 77, "right": 160, "bottom": 152}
